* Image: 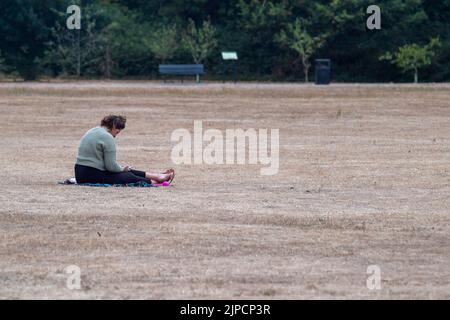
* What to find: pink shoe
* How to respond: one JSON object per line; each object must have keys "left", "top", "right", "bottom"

{"left": 154, "top": 181, "right": 170, "bottom": 187}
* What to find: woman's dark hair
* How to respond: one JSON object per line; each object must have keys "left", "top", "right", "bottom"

{"left": 101, "top": 115, "right": 126, "bottom": 130}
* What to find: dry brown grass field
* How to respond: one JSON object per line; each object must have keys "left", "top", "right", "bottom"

{"left": 0, "top": 81, "right": 449, "bottom": 299}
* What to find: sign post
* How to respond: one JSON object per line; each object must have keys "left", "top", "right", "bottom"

{"left": 221, "top": 52, "right": 238, "bottom": 83}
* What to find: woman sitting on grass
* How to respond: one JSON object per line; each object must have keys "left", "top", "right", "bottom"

{"left": 75, "top": 115, "right": 174, "bottom": 185}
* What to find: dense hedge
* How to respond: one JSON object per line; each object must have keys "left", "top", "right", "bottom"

{"left": 0, "top": 0, "right": 448, "bottom": 82}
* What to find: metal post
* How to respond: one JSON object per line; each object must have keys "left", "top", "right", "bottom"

{"left": 223, "top": 63, "right": 226, "bottom": 83}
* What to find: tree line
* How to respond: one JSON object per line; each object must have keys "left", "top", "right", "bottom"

{"left": 0, "top": 0, "right": 448, "bottom": 82}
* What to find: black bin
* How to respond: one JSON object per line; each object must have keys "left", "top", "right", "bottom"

{"left": 315, "top": 59, "right": 331, "bottom": 85}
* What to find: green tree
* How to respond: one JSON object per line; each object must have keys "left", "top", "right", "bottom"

{"left": 80, "top": 3, "right": 132, "bottom": 78}
{"left": 276, "top": 18, "right": 327, "bottom": 82}
{"left": 235, "top": 0, "right": 291, "bottom": 78}
{"left": 0, "top": 0, "right": 63, "bottom": 80}
{"left": 42, "top": 2, "right": 142, "bottom": 78}
{"left": 323, "top": 0, "right": 433, "bottom": 82}
{"left": 41, "top": 20, "right": 89, "bottom": 77}
{"left": 145, "top": 24, "right": 180, "bottom": 63}
{"left": 380, "top": 37, "right": 441, "bottom": 83}
{"left": 183, "top": 18, "right": 217, "bottom": 64}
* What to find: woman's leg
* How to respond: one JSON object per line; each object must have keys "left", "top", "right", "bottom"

{"left": 131, "top": 169, "right": 174, "bottom": 184}
{"left": 103, "top": 171, "right": 152, "bottom": 185}
{"left": 75, "top": 165, "right": 174, "bottom": 185}
{"left": 75, "top": 164, "right": 106, "bottom": 184}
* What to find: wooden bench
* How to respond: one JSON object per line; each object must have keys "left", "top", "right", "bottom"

{"left": 158, "top": 64, "right": 204, "bottom": 83}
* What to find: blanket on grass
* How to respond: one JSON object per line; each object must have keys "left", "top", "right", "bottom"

{"left": 58, "top": 178, "right": 168, "bottom": 188}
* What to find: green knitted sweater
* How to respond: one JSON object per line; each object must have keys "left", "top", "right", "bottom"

{"left": 76, "top": 126, "right": 123, "bottom": 172}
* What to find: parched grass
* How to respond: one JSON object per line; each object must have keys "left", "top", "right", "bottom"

{"left": 0, "top": 82, "right": 450, "bottom": 299}
{"left": 0, "top": 81, "right": 449, "bottom": 99}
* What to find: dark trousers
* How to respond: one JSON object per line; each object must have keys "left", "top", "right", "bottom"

{"left": 75, "top": 164, "right": 152, "bottom": 185}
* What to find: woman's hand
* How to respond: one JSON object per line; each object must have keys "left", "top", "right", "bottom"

{"left": 123, "top": 165, "right": 133, "bottom": 172}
